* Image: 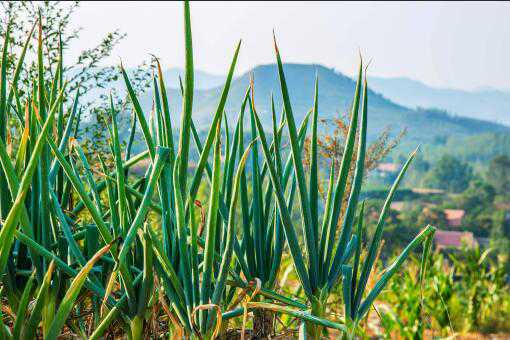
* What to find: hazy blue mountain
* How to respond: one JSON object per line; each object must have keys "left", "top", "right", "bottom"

{"left": 138, "top": 63, "right": 509, "bottom": 145}
{"left": 75, "top": 67, "right": 224, "bottom": 113}
{"left": 369, "top": 77, "right": 510, "bottom": 126}
{"left": 161, "top": 67, "right": 225, "bottom": 90}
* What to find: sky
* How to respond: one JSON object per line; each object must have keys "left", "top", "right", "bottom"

{"left": 67, "top": 1, "right": 510, "bottom": 91}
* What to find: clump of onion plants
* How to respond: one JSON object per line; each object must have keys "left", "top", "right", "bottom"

{"left": 246, "top": 33, "right": 436, "bottom": 338}
{"left": 0, "top": 1, "right": 436, "bottom": 339}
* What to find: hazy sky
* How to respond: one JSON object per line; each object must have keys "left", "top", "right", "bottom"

{"left": 67, "top": 1, "right": 510, "bottom": 91}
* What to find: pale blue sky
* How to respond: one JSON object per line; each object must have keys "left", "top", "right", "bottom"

{"left": 68, "top": 1, "right": 510, "bottom": 91}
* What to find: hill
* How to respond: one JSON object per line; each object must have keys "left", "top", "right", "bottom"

{"left": 161, "top": 67, "right": 225, "bottom": 90}
{"left": 138, "top": 63, "right": 509, "bottom": 145}
{"left": 369, "top": 77, "right": 510, "bottom": 126}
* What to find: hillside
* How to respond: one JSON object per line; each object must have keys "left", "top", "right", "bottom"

{"left": 161, "top": 67, "right": 225, "bottom": 90}
{"left": 138, "top": 63, "right": 509, "bottom": 145}
{"left": 369, "top": 77, "right": 510, "bottom": 126}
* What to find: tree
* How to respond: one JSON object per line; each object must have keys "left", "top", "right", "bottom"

{"left": 0, "top": 1, "right": 152, "bottom": 166}
{"left": 0, "top": 1, "right": 125, "bottom": 104}
{"left": 304, "top": 116, "right": 405, "bottom": 195}
{"left": 456, "top": 179, "right": 496, "bottom": 213}
{"left": 490, "top": 210, "right": 510, "bottom": 272}
{"left": 426, "top": 154, "right": 473, "bottom": 193}
{"left": 487, "top": 155, "right": 510, "bottom": 197}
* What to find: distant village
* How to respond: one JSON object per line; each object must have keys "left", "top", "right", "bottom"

{"left": 376, "top": 162, "right": 493, "bottom": 251}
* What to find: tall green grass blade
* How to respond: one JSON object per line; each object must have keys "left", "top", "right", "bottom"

{"left": 252, "top": 104, "right": 312, "bottom": 297}
{"left": 238, "top": 88, "right": 257, "bottom": 278}
{"left": 353, "top": 147, "right": 419, "bottom": 318}
{"left": 117, "top": 147, "right": 170, "bottom": 266}
{"left": 99, "top": 156, "right": 121, "bottom": 237}
{"left": 231, "top": 302, "right": 347, "bottom": 332}
{"left": 12, "top": 270, "right": 36, "bottom": 339}
{"left": 318, "top": 163, "right": 335, "bottom": 279}
{"left": 109, "top": 95, "right": 130, "bottom": 235}
{"left": 189, "top": 201, "right": 201, "bottom": 307}
{"left": 6, "top": 21, "right": 36, "bottom": 121}
{"left": 200, "top": 124, "right": 223, "bottom": 331}
{"left": 136, "top": 224, "right": 154, "bottom": 317}
{"left": 0, "top": 88, "right": 64, "bottom": 273}
{"left": 212, "top": 141, "right": 254, "bottom": 305}
{"left": 248, "top": 94, "right": 265, "bottom": 280}
{"left": 121, "top": 65, "right": 156, "bottom": 160}
{"left": 273, "top": 33, "right": 318, "bottom": 291}
{"left": 223, "top": 110, "right": 242, "bottom": 210}
{"left": 45, "top": 242, "right": 113, "bottom": 340}
{"left": 21, "top": 261, "right": 55, "bottom": 340}
{"left": 350, "top": 201, "right": 364, "bottom": 315}
{"left": 37, "top": 13, "right": 53, "bottom": 261}
{"left": 322, "top": 61, "right": 362, "bottom": 281}
{"left": 49, "top": 87, "right": 80, "bottom": 181}
{"left": 0, "top": 20, "right": 9, "bottom": 140}
{"left": 266, "top": 97, "right": 286, "bottom": 287}
{"left": 342, "top": 265, "right": 353, "bottom": 321}
{"left": 327, "top": 74, "right": 368, "bottom": 291}
{"left": 155, "top": 58, "right": 175, "bottom": 156}
{"left": 178, "top": 0, "right": 194, "bottom": 193}
{"left": 187, "top": 40, "right": 241, "bottom": 206}
{"left": 356, "top": 225, "right": 436, "bottom": 320}
{"left": 310, "top": 74, "right": 319, "bottom": 251}
{"left": 75, "top": 145, "right": 104, "bottom": 215}
{"left": 50, "top": 190, "right": 87, "bottom": 266}
{"left": 172, "top": 150, "right": 194, "bottom": 317}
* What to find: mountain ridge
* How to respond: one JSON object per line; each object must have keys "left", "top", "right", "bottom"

{"left": 369, "top": 76, "right": 510, "bottom": 126}
{"left": 137, "top": 63, "right": 509, "bottom": 145}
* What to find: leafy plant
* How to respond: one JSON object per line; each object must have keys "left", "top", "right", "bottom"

{"left": 0, "top": 1, "right": 440, "bottom": 339}
{"left": 246, "top": 32, "right": 436, "bottom": 338}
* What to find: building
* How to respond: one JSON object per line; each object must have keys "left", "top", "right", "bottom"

{"left": 434, "top": 230, "right": 477, "bottom": 250}
{"left": 444, "top": 209, "right": 465, "bottom": 227}
{"left": 390, "top": 201, "right": 405, "bottom": 212}
{"left": 376, "top": 163, "right": 400, "bottom": 173}
{"left": 410, "top": 188, "right": 445, "bottom": 195}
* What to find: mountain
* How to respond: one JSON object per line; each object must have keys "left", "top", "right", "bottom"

{"left": 139, "top": 63, "right": 509, "bottom": 145}
{"left": 75, "top": 67, "right": 224, "bottom": 113}
{"left": 161, "top": 67, "right": 225, "bottom": 90}
{"left": 369, "top": 77, "right": 510, "bottom": 126}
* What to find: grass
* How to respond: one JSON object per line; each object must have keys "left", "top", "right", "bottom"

{"left": 0, "top": 1, "right": 437, "bottom": 339}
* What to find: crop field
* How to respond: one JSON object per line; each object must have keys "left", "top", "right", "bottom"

{"left": 0, "top": 1, "right": 508, "bottom": 339}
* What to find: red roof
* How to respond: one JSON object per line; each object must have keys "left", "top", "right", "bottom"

{"left": 434, "top": 230, "right": 476, "bottom": 249}
{"left": 377, "top": 163, "right": 399, "bottom": 172}
{"left": 390, "top": 201, "right": 405, "bottom": 212}
{"left": 444, "top": 209, "right": 465, "bottom": 227}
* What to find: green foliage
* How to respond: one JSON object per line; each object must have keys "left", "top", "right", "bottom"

{"left": 425, "top": 154, "right": 473, "bottom": 193}
{"left": 0, "top": 1, "right": 153, "bottom": 163}
{"left": 488, "top": 155, "right": 510, "bottom": 196}
{"left": 456, "top": 179, "right": 496, "bottom": 213}
{"left": 381, "top": 247, "right": 510, "bottom": 338}
{"left": 4, "top": 2, "right": 504, "bottom": 340}
{"left": 426, "top": 132, "right": 510, "bottom": 164}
